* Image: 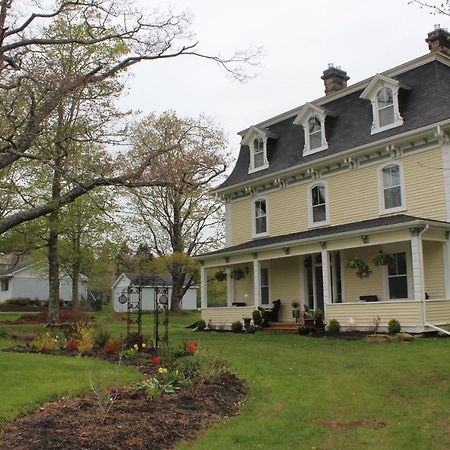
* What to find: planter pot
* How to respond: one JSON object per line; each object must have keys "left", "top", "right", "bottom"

{"left": 304, "top": 318, "right": 315, "bottom": 329}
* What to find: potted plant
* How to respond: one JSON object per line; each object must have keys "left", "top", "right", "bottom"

{"left": 372, "top": 250, "right": 395, "bottom": 266}
{"left": 303, "top": 305, "right": 315, "bottom": 329}
{"left": 214, "top": 270, "right": 227, "bottom": 281}
{"left": 345, "top": 257, "right": 371, "bottom": 278}
{"left": 291, "top": 301, "right": 300, "bottom": 322}
{"left": 230, "top": 268, "right": 245, "bottom": 280}
{"left": 314, "top": 308, "right": 324, "bottom": 328}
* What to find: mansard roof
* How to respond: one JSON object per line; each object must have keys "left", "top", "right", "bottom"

{"left": 218, "top": 56, "right": 450, "bottom": 192}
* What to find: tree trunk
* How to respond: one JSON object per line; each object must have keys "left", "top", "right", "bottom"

{"left": 48, "top": 207, "right": 60, "bottom": 323}
{"left": 71, "top": 231, "right": 81, "bottom": 309}
{"left": 170, "top": 269, "right": 184, "bottom": 312}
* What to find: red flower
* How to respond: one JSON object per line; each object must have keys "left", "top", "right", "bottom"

{"left": 186, "top": 342, "right": 198, "bottom": 352}
{"left": 152, "top": 356, "right": 160, "bottom": 364}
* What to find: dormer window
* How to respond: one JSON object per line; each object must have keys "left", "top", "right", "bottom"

{"left": 241, "top": 126, "right": 276, "bottom": 174}
{"left": 293, "top": 103, "right": 334, "bottom": 156}
{"left": 360, "top": 74, "right": 407, "bottom": 135}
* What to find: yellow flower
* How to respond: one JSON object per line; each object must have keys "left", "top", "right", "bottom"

{"left": 158, "top": 367, "right": 168, "bottom": 374}
{"left": 133, "top": 344, "right": 138, "bottom": 350}
{"left": 142, "top": 343, "right": 146, "bottom": 348}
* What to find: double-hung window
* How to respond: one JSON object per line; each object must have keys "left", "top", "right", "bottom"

{"left": 388, "top": 252, "right": 408, "bottom": 299}
{"left": 260, "top": 268, "right": 269, "bottom": 305}
{"left": 253, "top": 138, "right": 265, "bottom": 169}
{"left": 310, "top": 184, "right": 328, "bottom": 226}
{"left": 380, "top": 163, "right": 405, "bottom": 212}
{"left": 377, "top": 87, "right": 395, "bottom": 128}
{"left": 254, "top": 199, "right": 267, "bottom": 236}
{"left": 308, "top": 116, "right": 322, "bottom": 150}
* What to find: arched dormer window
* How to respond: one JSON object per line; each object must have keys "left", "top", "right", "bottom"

{"left": 308, "top": 182, "right": 329, "bottom": 227}
{"left": 360, "top": 74, "right": 407, "bottom": 135}
{"left": 293, "top": 103, "right": 332, "bottom": 156}
{"left": 379, "top": 163, "right": 406, "bottom": 213}
{"left": 241, "top": 126, "right": 276, "bottom": 174}
{"left": 377, "top": 87, "right": 395, "bottom": 128}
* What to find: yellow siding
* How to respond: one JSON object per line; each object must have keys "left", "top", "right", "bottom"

{"left": 269, "top": 257, "right": 300, "bottom": 323}
{"left": 425, "top": 300, "right": 450, "bottom": 324}
{"left": 228, "top": 147, "right": 446, "bottom": 246}
{"left": 326, "top": 301, "right": 423, "bottom": 327}
{"left": 423, "top": 241, "right": 445, "bottom": 299}
{"left": 201, "top": 306, "right": 255, "bottom": 326}
{"left": 342, "top": 247, "right": 385, "bottom": 301}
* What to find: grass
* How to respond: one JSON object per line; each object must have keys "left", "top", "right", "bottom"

{"left": 1, "top": 307, "right": 450, "bottom": 449}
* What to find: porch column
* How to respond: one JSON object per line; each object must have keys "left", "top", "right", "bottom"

{"left": 321, "top": 247, "right": 332, "bottom": 306}
{"left": 226, "top": 268, "right": 233, "bottom": 307}
{"left": 200, "top": 263, "right": 208, "bottom": 309}
{"left": 253, "top": 257, "right": 261, "bottom": 307}
{"left": 410, "top": 229, "right": 425, "bottom": 301}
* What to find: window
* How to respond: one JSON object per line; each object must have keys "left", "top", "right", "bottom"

{"left": 309, "top": 183, "right": 328, "bottom": 226}
{"left": 0, "top": 279, "right": 9, "bottom": 291}
{"left": 260, "top": 268, "right": 269, "bottom": 305}
{"left": 379, "top": 163, "right": 405, "bottom": 213}
{"left": 308, "top": 116, "right": 322, "bottom": 150}
{"left": 388, "top": 253, "right": 408, "bottom": 299}
{"left": 377, "top": 87, "right": 395, "bottom": 127}
{"left": 254, "top": 199, "right": 267, "bottom": 236}
{"left": 293, "top": 103, "right": 330, "bottom": 156}
{"left": 359, "top": 74, "right": 404, "bottom": 135}
{"left": 252, "top": 138, "right": 265, "bottom": 169}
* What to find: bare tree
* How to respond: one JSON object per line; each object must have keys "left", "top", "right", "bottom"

{"left": 409, "top": 0, "right": 449, "bottom": 15}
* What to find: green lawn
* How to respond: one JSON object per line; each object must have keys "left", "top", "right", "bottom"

{"left": 1, "top": 308, "right": 450, "bottom": 449}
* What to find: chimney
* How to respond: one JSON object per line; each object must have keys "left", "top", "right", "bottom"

{"left": 321, "top": 63, "right": 350, "bottom": 95}
{"left": 425, "top": 24, "right": 450, "bottom": 56}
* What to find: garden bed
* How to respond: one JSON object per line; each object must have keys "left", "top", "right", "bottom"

{"left": 1, "top": 372, "right": 247, "bottom": 450}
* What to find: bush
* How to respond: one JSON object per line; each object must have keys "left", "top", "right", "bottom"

{"left": 31, "top": 332, "right": 61, "bottom": 351}
{"left": 76, "top": 325, "right": 94, "bottom": 354}
{"left": 388, "top": 318, "right": 401, "bottom": 334}
{"left": 103, "top": 339, "right": 123, "bottom": 355}
{"left": 231, "top": 320, "right": 243, "bottom": 333}
{"left": 207, "top": 320, "right": 216, "bottom": 331}
{"left": 66, "top": 338, "right": 81, "bottom": 351}
{"left": 93, "top": 327, "right": 111, "bottom": 348}
{"left": 252, "top": 310, "right": 262, "bottom": 327}
{"left": 196, "top": 319, "right": 206, "bottom": 331}
{"left": 327, "top": 319, "right": 341, "bottom": 334}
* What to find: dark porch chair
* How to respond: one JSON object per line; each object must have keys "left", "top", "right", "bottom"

{"left": 259, "top": 299, "right": 281, "bottom": 323}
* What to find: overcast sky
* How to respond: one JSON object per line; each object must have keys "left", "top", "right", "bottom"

{"left": 122, "top": 0, "right": 448, "bottom": 166}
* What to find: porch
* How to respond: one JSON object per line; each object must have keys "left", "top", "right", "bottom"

{"left": 196, "top": 216, "right": 450, "bottom": 332}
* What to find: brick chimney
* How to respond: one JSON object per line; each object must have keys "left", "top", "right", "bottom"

{"left": 425, "top": 24, "right": 450, "bottom": 56}
{"left": 321, "top": 63, "right": 350, "bottom": 95}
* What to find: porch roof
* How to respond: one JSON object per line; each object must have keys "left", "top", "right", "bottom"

{"left": 197, "top": 214, "right": 450, "bottom": 259}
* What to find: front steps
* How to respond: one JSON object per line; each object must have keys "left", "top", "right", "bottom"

{"left": 263, "top": 322, "right": 299, "bottom": 334}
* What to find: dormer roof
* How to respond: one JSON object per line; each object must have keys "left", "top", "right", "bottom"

{"left": 293, "top": 103, "right": 336, "bottom": 126}
{"left": 241, "top": 126, "right": 277, "bottom": 146}
{"left": 360, "top": 73, "right": 411, "bottom": 100}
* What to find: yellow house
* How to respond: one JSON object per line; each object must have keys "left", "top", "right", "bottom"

{"left": 196, "top": 26, "right": 450, "bottom": 333}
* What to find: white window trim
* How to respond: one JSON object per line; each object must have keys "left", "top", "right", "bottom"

{"left": 360, "top": 74, "right": 404, "bottom": 135}
{"left": 307, "top": 181, "right": 330, "bottom": 228}
{"left": 380, "top": 243, "right": 413, "bottom": 301}
{"left": 378, "top": 161, "right": 407, "bottom": 215}
{"left": 252, "top": 196, "right": 269, "bottom": 238}
{"left": 293, "top": 103, "right": 330, "bottom": 157}
{"left": 248, "top": 135, "right": 269, "bottom": 173}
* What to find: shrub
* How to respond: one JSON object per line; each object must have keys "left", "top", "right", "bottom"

{"left": 207, "top": 320, "right": 216, "bottom": 331}
{"left": 0, "top": 328, "right": 9, "bottom": 338}
{"left": 252, "top": 310, "right": 262, "bottom": 327}
{"left": 196, "top": 319, "right": 206, "bottom": 331}
{"left": 328, "top": 319, "right": 341, "bottom": 334}
{"left": 76, "top": 326, "right": 94, "bottom": 354}
{"left": 93, "top": 327, "right": 111, "bottom": 348}
{"left": 120, "top": 348, "right": 138, "bottom": 360}
{"left": 388, "top": 318, "right": 401, "bottom": 334}
{"left": 66, "top": 338, "right": 81, "bottom": 351}
{"left": 231, "top": 320, "right": 243, "bottom": 333}
{"left": 31, "top": 332, "right": 60, "bottom": 352}
{"left": 103, "top": 339, "right": 123, "bottom": 355}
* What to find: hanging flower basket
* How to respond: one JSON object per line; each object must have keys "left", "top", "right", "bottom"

{"left": 214, "top": 270, "right": 227, "bottom": 282}
{"left": 230, "top": 268, "right": 245, "bottom": 280}
{"left": 372, "top": 250, "right": 395, "bottom": 266}
{"left": 345, "top": 257, "right": 372, "bottom": 279}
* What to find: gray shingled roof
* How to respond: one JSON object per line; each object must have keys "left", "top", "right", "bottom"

{"left": 219, "top": 60, "right": 450, "bottom": 190}
{"left": 198, "top": 215, "right": 450, "bottom": 258}
{"left": 124, "top": 273, "right": 173, "bottom": 286}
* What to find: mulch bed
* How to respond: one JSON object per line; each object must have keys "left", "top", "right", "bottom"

{"left": 0, "top": 304, "right": 46, "bottom": 313}
{"left": 2, "top": 309, "right": 92, "bottom": 325}
{"left": 2, "top": 373, "right": 247, "bottom": 450}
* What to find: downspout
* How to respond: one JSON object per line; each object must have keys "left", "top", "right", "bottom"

{"left": 420, "top": 225, "right": 450, "bottom": 335}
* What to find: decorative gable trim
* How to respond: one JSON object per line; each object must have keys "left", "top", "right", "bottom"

{"left": 242, "top": 126, "right": 277, "bottom": 174}
{"left": 360, "top": 74, "right": 409, "bottom": 135}
{"left": 294, "top": 103, "right": 335, "bottom": 156}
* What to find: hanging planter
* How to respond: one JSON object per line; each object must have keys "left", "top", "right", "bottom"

{"left": 230, "top": 268, "right": 245, "bottom": 280}
{"left": 214, "top": 270, "right": 227, "bottom": 282}
{"left": 345, "top": 257, "right": 372, "bottom": 279}
{"left": 372, "top": 250, "right": 395, "bottom": 267}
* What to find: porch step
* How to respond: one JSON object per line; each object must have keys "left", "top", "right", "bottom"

{"left": 263, "top": 323, "right": 299, "bottom": 334}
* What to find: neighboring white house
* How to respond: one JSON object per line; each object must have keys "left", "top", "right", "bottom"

{"left": 0, "top": 261, "right": 88, "bottom": 303}
{"left": 112, "top": 273, "right": 197, "bottom": 312}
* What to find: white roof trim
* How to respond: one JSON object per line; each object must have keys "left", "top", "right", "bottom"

{"left": 241, "top": 125, "right": 277, "bottom": 146}
{"left": 111, "top": 273, "right": 131, "bottom": 288}
{"left": 293, "top": 103, "right": 334, "bottom": 125}
{"left": 360, "top": 73, "right": 405, "bottom": 99}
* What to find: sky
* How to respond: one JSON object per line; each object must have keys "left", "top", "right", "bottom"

{"left": 122, "top": 0, "right": 449, "bottom": 166}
